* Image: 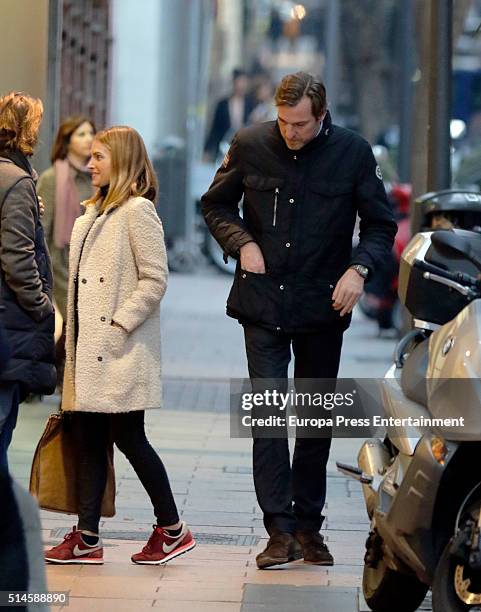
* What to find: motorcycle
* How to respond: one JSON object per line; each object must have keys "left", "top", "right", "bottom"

{"left": 359, "top": 187, "right": 481, "bottom": 335}
{"left": 337, "top": 192, "right": 481, "bottom": 611}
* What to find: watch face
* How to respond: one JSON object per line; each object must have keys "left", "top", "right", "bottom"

{"left": 354, "top": 265, "right": 368, "bottom": 278}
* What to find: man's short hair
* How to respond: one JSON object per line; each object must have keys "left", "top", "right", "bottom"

{"left": 275, "top": 72, "right": 327, "bottom": 118}
{"left": 233, "top": 68, "right": 247, "bottom": 82}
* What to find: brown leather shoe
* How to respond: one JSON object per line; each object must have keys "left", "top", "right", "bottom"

{"left": 295, "top": 531, "right": 334, "bottom": 565}
{"left": 256, "top": 532, "right": 303, "bottom": 569}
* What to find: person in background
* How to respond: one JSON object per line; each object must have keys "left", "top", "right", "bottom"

{"left": 249, "top": 79, "right": 277, "bottom": 124}
{"left": 37, "top": 116, "right": 95, "bottom": 392}
{"left": 44, "top": 126, "right": 196, "bottom": 565}
{"left": 204, "top": 69, "right": 255, "bottom": 162}
{"left": 0, "top": 92, "right": 56, "bottom": 471}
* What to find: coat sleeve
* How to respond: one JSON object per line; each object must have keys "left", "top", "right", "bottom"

{"left": 112, "top": 200, "right": 168, "bottom": 333}
{"left": 0, "top": 178, "right": 54, "bottom": 322}
{"left": 350, "top": 143, "right": 398, "bottom": 277}
{"left": 200, "top": 135, "right": 254, "bottom": 259}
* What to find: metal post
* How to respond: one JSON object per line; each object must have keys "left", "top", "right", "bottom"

{"left": 427, "top": 0, "right": 453, "bottom": 191}
{"left": 398, "top": 0, "right": 414, "bottom": 183}
{"left": 324, "top": 0, "right": 340, "bottom": 118}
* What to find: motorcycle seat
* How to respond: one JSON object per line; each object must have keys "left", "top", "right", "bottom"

{"left": 400, "top": 338, "right": 429, "bottom": 407}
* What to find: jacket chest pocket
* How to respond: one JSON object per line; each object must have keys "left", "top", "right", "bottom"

{"left": 307, "top": 180, "right": 354, "bottom": 231}
{"left": 243, "top": 175, "right": 285, "bottom": 228}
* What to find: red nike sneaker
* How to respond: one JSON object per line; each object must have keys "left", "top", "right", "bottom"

{"left": 131, "top": 522, "right": 196, "bottom": 564}
{"left": 44, "top": 526, "right": 103, "bottom": 564}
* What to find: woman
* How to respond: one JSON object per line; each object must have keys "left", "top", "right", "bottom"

{"left": 44, "top": 126, "right": 195, "bottom": 565}
{"left": 37, "top": 116, "right": 95, "bottom": 389}
{"left": 0, "top": 92, "right": 56, "bottom": 471}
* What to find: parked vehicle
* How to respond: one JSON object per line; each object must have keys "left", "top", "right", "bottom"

{"left": 360, "top": 188, "right": 481, "bottom": 335}
{"left": 337, "top": 213, "right": 481, "bottom": 610}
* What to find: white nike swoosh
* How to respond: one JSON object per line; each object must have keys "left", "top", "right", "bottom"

{"left": 162, "top": 537, "right": 183, "bottom": 554}
{"left": 73, "top": 544, "right": 101, "bottom": 556}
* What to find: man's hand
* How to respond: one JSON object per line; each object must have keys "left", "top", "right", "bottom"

{"left": 240, "top": 242, "right": 266, "bottom": 274}
{"left": 332, "top": 268, "right": 365, "bottom": 316}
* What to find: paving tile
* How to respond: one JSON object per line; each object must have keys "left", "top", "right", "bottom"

{"left": 151, "top": 585, "right": 243, "bottom": 602}
{"left": 153, "top": 603, "right": 241, "bottom": 612}
{"left": 242, "top": 585, "right": 358, "bottom": 612}
{"left": 60, "top": 597, "right": 156, "bottom": 612}
{"left": 161, "top": 565, "right": 246, "bottom": 579}
{"left": 69, "top": 576, "right": 161, "bottom": 598}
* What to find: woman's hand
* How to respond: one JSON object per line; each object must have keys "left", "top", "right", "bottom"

{"left": 38, "top": 196, "right": 45, "bottom": 218}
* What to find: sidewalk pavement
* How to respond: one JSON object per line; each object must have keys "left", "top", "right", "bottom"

{"left": 9, "top": 270, "right": 432, "bottom": 612}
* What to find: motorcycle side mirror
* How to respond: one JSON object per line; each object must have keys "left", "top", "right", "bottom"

{"left": 431, "top": 230, "right": 481, "bottom": 272}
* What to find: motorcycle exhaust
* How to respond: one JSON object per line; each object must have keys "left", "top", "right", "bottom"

{"left": 337, "top": 439, "right": 391, "bottom": 517}
{"left": 358, "top": 439, "right": 391, "bottom": 517}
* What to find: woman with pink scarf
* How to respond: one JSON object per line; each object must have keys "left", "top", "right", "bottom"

{"left": 37, "top": 116, "right": 95, "bottom": 391}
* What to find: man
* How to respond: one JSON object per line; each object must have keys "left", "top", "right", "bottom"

{"left": 204, "top": 69, "right": 255, "bottom": 162}
{"left": 201, "top": 72, "right": 396, "bottom": 569}
{"left": 0, "top": 92, "right": 56, "bottom": 470}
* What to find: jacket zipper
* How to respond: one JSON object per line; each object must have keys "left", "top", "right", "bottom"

{"left": 273, "top": 187, "right": 279, "bottom": 227}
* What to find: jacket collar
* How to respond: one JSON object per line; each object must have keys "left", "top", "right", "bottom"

{"left": 0, "top": 150, "right": 38, "bottom": 181}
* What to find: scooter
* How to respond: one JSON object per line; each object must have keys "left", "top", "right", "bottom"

{"left": 337, "top": 211, "right": 481, "bottom": 611}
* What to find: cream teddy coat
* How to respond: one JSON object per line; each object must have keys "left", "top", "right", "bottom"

{"left": 62, "top": 196, "right": 168, "bottom": 413}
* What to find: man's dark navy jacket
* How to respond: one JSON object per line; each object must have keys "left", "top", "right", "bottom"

{"left": 201, "top": 112, "right": 397, "bottom": 333}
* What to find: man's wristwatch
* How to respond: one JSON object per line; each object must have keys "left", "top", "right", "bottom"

{"left": 350, "top": 264, "right": 369, "bottom": 279}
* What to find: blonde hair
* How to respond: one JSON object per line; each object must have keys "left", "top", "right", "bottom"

{"left": 0, "top": 91, "right": 43, "bottom": 155}
{"left": 87, "top": 125, "right": 157, "bottom": 214}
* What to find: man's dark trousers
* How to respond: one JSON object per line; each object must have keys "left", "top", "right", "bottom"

{"left": 244, "top": 324, "right": 344, "bottom": 535}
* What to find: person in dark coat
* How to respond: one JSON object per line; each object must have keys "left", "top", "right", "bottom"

{"left": 204, "top": 69, "right": 255, "bottom": 161}
{"left": 0, "top": 92, "right": 56, "bottom": 471}
{"left": 201, "top": 72, "right": 397, "bottom": 569}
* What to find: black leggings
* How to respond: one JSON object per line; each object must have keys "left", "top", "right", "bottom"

{"left": 71, "top": 411, "right": 179, "bottom": 534}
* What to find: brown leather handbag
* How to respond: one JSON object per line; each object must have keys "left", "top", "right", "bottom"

{"left": 29, "top": 412, "right": 116, "bottom": 517}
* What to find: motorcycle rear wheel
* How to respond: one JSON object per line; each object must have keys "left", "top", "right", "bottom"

{"left": 363, "top": 557, "right": 428, "bottom": 612}
{"left": 432, "top": 539, "right": 481, "bottom": 611}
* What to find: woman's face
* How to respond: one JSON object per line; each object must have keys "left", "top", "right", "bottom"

{"left": 68, "top": 121, "right": 95, "bottom": 160}
{"left": 88, "top": 140, "right": 111, "bottom": 188}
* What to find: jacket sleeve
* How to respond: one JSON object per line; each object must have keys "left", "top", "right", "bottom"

{"left": 200, "top": 135, "right": 254, "bottom": 259}
{"left": 351, "top": 143, "right": 398, "bottom": 277}
{"left": 0, "top": 178, "right": 54, "bottom": 322}
{"left": 112, "top": 200, "right": 168, "bottom": 333}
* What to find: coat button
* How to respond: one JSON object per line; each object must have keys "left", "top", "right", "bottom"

{"left": 289, "top": 198, "right": 294, "bottom": 203}
{"left": 242, "top": 273, "right": 246, "bottom": 279}
{"left": 98, "top": 356, "right": 103, "bottom": 362}
{"left": 81, "top": 278, "right": 87, "bottom": 284}
{"left": 279, "top": 285, "right": 284, "bottom": 290}
{"left": 99, "top": 277, "right": 104, "bottom": 283}
{"left": 286, "top": 242, "right": 290, "bottom": 248}
{"left": 100, "top": 316, "right": 106, "bottom": 322}
{"left": 276, "top": 326, "right": 281, "bottom": 331}
{"left": 293, "top": 155, "right": 297, "bottom": 160}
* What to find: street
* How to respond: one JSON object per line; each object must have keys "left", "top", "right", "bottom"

{"left": 9, "top": 268, "right": 432, "bottom": 612}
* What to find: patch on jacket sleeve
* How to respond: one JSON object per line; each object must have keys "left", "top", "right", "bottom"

{"left": 375, "top": 165, "right": 383, "bottom": 181}
{"left": 222, "top": 149, "right": 231, "bottom": 168}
